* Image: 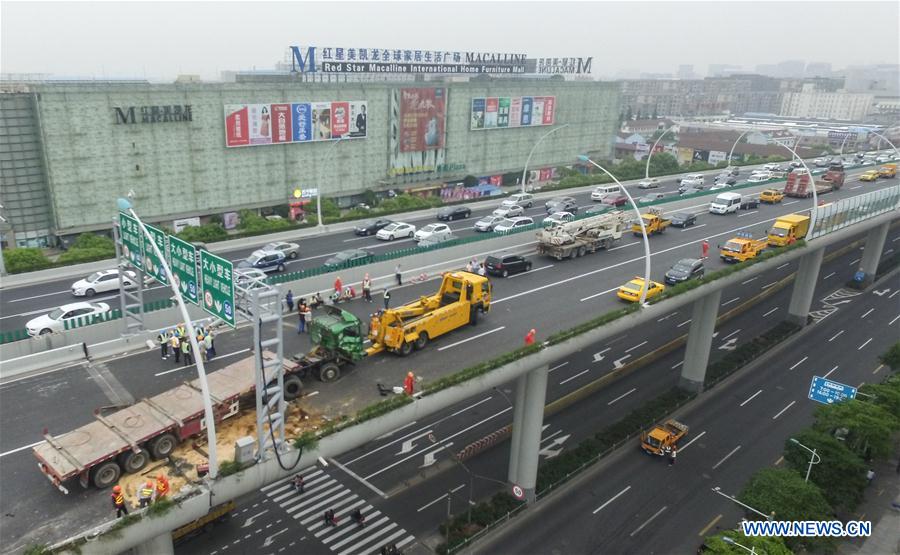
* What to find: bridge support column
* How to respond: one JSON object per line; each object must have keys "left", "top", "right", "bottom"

{"left": 507, "top": 375, "right": 527, "bottom": 485}
{"left": 787, "top": 246, "right": 825, "bottom": 326}
{"left": 857, "top": 222, "right": 889, "bottom": 287}
{"left": 507, "top": 365, "right": 548, "bottom": 504}
{"left": 679, "top": 289, "right": 721, "bottom": 392}
{"left": 133, "top": 531, "right": 174, "bottom": 555}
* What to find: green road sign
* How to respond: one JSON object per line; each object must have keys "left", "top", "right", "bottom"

{"left": 118, "top": 212, "right": 143, "bottom": 269}
{"left": 168, "top": 235, "right": 199, "bottom": 305}
{"left": 142, "top": 223, "right": 169, "bottom": 285}
{"left": 200, "top": 250, "right": 235, "bottom": 328}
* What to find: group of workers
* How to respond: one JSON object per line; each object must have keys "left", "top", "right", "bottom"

{"left": 111, "top": 474, "right": 170, "bottom": 517}
{"left": 464, "top": 258, "right": 487, "bottom": 276}
{"left": 156, "top": 324, "right": 216, "bottom": 365}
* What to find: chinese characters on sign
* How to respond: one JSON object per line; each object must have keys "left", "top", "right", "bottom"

{"left": 141, "top": 223, "right": 169, "bottom": 286}
{"left": 291, "top": 45, "right": 527, "bottom": 75}
{"left": 199, "top": 250, "right": 236, "bottom": 328}
{"left": 114, "top": 105, "right": 193, "bottom": 125}
{"left": 533, "top": 57, "right": 593, "bottom": 75}
{"left": 118, "top": 212, "right": 143, "bottom": 270}
{"left": 168, "top": 236, "right": 199, "bottom": 305}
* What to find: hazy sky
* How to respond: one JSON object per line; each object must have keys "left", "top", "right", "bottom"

{"left": 2, "top": 1, "right": 898, "bottom": 81}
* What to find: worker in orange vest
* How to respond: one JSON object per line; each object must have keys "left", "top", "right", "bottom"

{"left": 524, "top": 329, "right": 536, "bottom": 346}
{"left": 139, "top": 481, "right": 155, "bottom": 508}
{"left": 155, "top": 473, "right": 170, "bottom": 499}
{"left": 403, "top": 371, "right": 415, "bottom": 396}
{"left": 111, "top": 485, "right": 129, "bottom": 517}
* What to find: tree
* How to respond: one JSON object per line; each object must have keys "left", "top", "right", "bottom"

{"left": 813, "top": 399, "right": 900, "bottom": 459}
{"left": 858, "top": 374, "right": 900, "bottom": 419}
{"left": 462, "top": 174, "right": 478, "bottom": 188}
{"left": 879, "top": 342, "right": 900, "bottom": 370}
{"left": 783, "top": 429, "right": 867, "bottom": 511}
{"left": 701, "top": 530, "right": 791, "bottom": 555}
{"left": 3, "top": 247, "right": 51, "bottom": 274}
{"left": 71, "top": 232, "right": 115, "bottom": 252}
{"left": 648, "top": 152, "right": 679, "bottom": 175}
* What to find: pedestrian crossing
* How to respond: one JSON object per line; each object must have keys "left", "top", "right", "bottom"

{"left": 263, "top": 468, "right": 416, "bottom": 555}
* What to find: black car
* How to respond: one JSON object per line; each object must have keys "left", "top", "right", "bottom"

{"left": 670, "top": 211, "right": 697, "bottom": 227}
{"left": 354, "top": 219, "right": 393, "bottom": 236}
{"left": 715, "top": 175, "right": 737, "bottom": 186}
{"left": 437, "top": 206, "right": 472, "bottom": 221}
{"left": 324, "top": 249, "right": 373, "bottom": 268}
{"left": 545, "top": 196, "right": 578, "bottom": 214}
{"left": 740, "top": 197, "right": 759, "bottom": 210}
{"left": 484, "top": 253, "right": 532, "bottom": 277}
{"left": 664, "top": 258, "right": 705, "bottom": 285}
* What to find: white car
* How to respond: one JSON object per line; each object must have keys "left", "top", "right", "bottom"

{"left": 747, "top": 173, "right": 771, "bottom": 183}
{"left": 493, "top": 216, "right": 534, "bottom": 233}
{"left": 71, "top": 269, "right": 138, "bottom": 297}
{"left": 234, "top": 268, "right": 268, "bottom": 289}
{"left": 637, "top": 178, "right": 660, "bottom": 189}
{"left": 763, "top": 163, "right": 781, "bottom": 171}
{"left": 262, "top": 241, "right": 300, "bottom": 260}
{"left": 415, "top": 223, "right": 452, "bottom": 243}
{"left": 492, "top": 204, "right": 525, "bottom": 218}
{"left": 710, "top": 182, "right": 733, "bottom": 191}
{"left": 474, "top": 214, "right": 505, "bottom": 232}
{"left": 638, "top": 193, "right": 665, "bottom": 203}
{"left": 680, "top": 174, "right": 705, "bottom": 189}
{"left": 27, "top": 301, "right": 111, "bottom": 336}
{"left": 543, "top": 211, "right": 575, "bottom": 226}
{"left": 376, "top": 222, "right": 416, "bottom": 241}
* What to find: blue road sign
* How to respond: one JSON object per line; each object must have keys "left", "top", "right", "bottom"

{"left": 808, "top": 376, "right": 858, "bottom": 405}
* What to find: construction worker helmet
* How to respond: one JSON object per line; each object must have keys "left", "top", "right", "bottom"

{"left": 113, "top": 485, "right": 121, "bottom": 493}
{"left": 157, "top": 474, "right": 165, "bottom": 480}
{"left": 146, "top": 481, "right": 154, "bottom": 488}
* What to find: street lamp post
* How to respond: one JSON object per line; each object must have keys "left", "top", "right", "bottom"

{"left": 723, "top": 536, "right": 756, "bottom": 554}
{"left": 317, "top": 135, "right": 347, "bottom": 228}
{"left": 790, "top": 438, "right": 821, "bottom": 483}
{"left": 866, "top": 130, "right": 900, "bottom": 159}
{"left": 767, "top": 140, "right": 820, "bottom": 237}
{"left": 116, "top": 198, "right": 219, "bottom": 479}
{"left": 712, "top": 486, "right": 773, "bottom": 521}
{"left": 577, "top": 155, "right": 653, "bottom": 305}
{"left": 521, "top": 124, "right": 569, "bottom": 194}
{"left": 727, "top": 129, "right": 753, "bottom": 167}
{"left": 645, "top": 125, "right": 676, "bottom": 180}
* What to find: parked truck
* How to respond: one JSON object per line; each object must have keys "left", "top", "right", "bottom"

{"left": 879, "top": 163, "right": 897, "bottom": 179}
{"left": 640, "top": 419, "right": 688, "bottom": 456}
{"left": 784, "top": 165, "right": 844, "bottom": 198}
{"left": 768, "top": 214, "right": 810, "bottom": 247}
{"left": 720, "top": 232, "right": 768, "bottom": 263}
{"left": 366, "top": 271, "right": 491, "bottom": 356}
{"left": 535, "top": 211, "right": 628, "bottom": 260}
{"left": 631, "top": 208, "right": 671, "bottom": 236}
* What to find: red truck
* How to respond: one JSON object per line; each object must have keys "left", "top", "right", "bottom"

{"left": 783, "top": 164, "right": 845, "bottom": 198}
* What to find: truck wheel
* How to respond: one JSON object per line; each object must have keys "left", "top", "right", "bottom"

{"left": 283, "top": 375, "right": 303, "bottom": 400}
{"left": 577, "top": 247, "right": 586, "bottom": 257}
{"left": 470, "top": 308, "right": 479, "bottom": 326}
{"left": 318, "top": 362, "right": 341, "bottom": 383}
{"left": 118, "top": 449, "right": 149, "bottom": 474}
{"left": 414, "top": 333, "right": 429, "bottom": 350}
{"left": 149, "top": 432, "right": 178, "bottom": 460}
{"left": 91, "top": 460, "right": 121, "bottom": 489}
{"left": 398, "top": 341, "right": 413, "bottom": 357}
{"left": 569, "top": 249, "right": 577, "bottom": 260}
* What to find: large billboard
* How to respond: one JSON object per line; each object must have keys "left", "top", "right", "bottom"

{"left": 224, "top": 101, "right": 367, "bottom": 148}
{"left": 389, "top": 88, "right": 448, "bottom": 177}
{"left": 470, "top": 96, "right": 556, "bottom": 130}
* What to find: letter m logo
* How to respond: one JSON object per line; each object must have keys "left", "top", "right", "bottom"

{"left": 290, "top": 46, "right": 317, "bottom": 73}
{"left": 114, "top": 107, "right": 136, "bottom": 125}
{"left": 576, "top": 57, "right": 593, "bottom": 74}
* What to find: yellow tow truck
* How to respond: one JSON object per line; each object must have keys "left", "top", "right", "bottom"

{"left": 631, "top": 208, "right": 671, "bottom": 237}
{"left": 720, "top": 232, "right": 767, "bottom": 263}
{"left": 879, "top": 163, "right": 897, "bottom": 178}
{"left": 759, "top": 188, "right": 784, "bottom": 204}
{"left": 367, "top": 271, "right": 491, "bottom": 356}
{"left": 859, "top": 170, "right": 880, "bottom": 182}
{"left": 641, "top": 419, "right": 688, "bottom": 456}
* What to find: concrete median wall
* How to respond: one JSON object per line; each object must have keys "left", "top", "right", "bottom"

{"left": 0, "top": 342, "right": 86, "bottom": 379}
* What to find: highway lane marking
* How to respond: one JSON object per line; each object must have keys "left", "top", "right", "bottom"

{"left": 548, "top": 362, "right": 569, "bottom": 373}
{"left": 775, "top": 456, "right": 784, "bottom": 466}
{"left": 823, "top": 272, "right": 836, "bottom": 280}
{"left": 607, "top": 388, "right": 637, "bottom": 405}
{"left": 625, "top": 341, "right": 648, "bottom": 353}
{"left": 890, "top": 314, "right": 900, "bottom": 326}
{"left": 789, "top": 356, "right": 808, "bottom": 370}
{"left": 762, "top": 281, "right": 778, "bottom": 289}
{"left": 671, "top": 361, "right": 683, "bottom": 370}
{"left": 740, "top": 390, "right": 763, "bottom": 407}
{"left": 741, "top": 277, "right": 758, "bottom": 284}
{"left": 861, "top": 308, "right": 874, "bottom": 319}
{"left": 849, "top": 258, "right": 861, "bottom": 266}
{"left": 850, "top": 185, "right": 862, "bottom": 190}
{"left": 698, "top": 514, "right": 723, "bottom": 537}
{"left": 417, "top": 484, "right": 466, "bottom": 512}
{"left": 681, "top": 224, "right": 707, "bottom": 232}
{"left": 858, "top": 338, "right": 873, "bottom": 350}
{"left": 630, "top": 505, "right": 668, "bottom": 537}
{"left": 677, "top": 319, "right": 692, "bottom": 328}
{"left": 437, "top": 326, "right": 505, "bottom": 351}
{"left": 772, "top": 401, "right": 796, "bottom": 420}
{"left": 721, "top": 297, "right": 740, "bottom": 307}
{"left": 824, "top": 365, "right": 839, "bottom": 379}
{"left": 153, "top": 348, "right": 251, "bottom": 376}
{"left": 828, "top": 330, "right": 845, "bottom": 342}
{"left": 579, "top": 286, "right": 620, "bottom": 302}
{"left": 891, "top": 290, "right": 900, "bottom": 299}
{"left": 737, "top": 211, "right": 757, "bottom": 218}
{"left": 712, "top": 445, "right": 742, "bottom": 470}
{"left": 375, "top": 420, "right": 418, "bottom": 441}
{"left": 677, "top": 431, "right": 706, "bottom": 453}
{"left": 593, "top": 485, "right": 632, "bottom": 514}
{"left": 508, "top": 264, "right": 554, "bottom": 278}
{"left": 776, "top": 263, "right": 790, "bottom": 270}
{"left": 329, "top": 457, "right": 388, "bottom": 499}
{"left": 874, "top": 364, "right": 885, "bottom": 375}
{"left": 0, "top": 440, "right": 44, "bottom": 458}
{"left": 559, "top": 368, "right": 590, "bottom": 385}
{"left": 5, "top": 284, "right": 168, "bottom": 304}
{"left": 783, "top": 200, "right": 800, "bottom": 205}
{"left": 763, "top": 307, "right": 779, "bottom": 317}
{"left": 885, "top": 249, "right": 894, "bottom": 256}
{"left": 657, "top": 312, "right": 678, "bottom": 322}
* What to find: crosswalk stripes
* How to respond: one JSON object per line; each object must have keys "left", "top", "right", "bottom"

{"left": 263, "top": 468, "right": 416, "bottom": 555}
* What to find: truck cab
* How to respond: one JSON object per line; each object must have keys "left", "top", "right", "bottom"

{"left": 768, "top": 214, "right": 810, "bottom": 247}
{"left": 720, "top": 232, "right": 767, "bottom": 263}
{"left": 641, "top": 419, "right": 688, "bottom": 456}
{"left": 631, "top": 208, "right": 671, "bottom": 236}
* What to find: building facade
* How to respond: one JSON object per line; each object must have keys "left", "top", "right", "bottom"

{"left": 780, "top": 84, "right": 874, "bottom": 121}
{"left": 0, "top": 78, "right": 619, "bottom": 245}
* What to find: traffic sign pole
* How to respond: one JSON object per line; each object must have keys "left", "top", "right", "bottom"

{"left": 199, "top": 250, "right": 236, "bottom": 328}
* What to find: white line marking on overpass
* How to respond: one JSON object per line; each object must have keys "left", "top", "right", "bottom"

{"left": 740, "top": 390, "right": 763, "bottom": 407}
{"left": 671, "top": 361, "right": 683, "bottom": 369}
{"left": 722, "top": 328, "right": 741, "bottom": 341}
{"left": 681, "top": 224, "right": 707, "bottom": 232}
{"left": 559, "top": 368, "right": 590, "bottom": 385}
{"left": 789, "top": 356, "right": 808, "bottom": 370}
{"left": 437, "top": 326, "right": 505, "bottom": 351}
{"left": 721, "top": 297, "right": 740, "bottom": 307}
{"left": 607, "top": 388, "right": 637, "bottom": 405}
{"left": 508, "top": 264, "right": 554, "bottom": 278}
{"left": 677, "top": 319, "right": 692, "bottom": 328}
{"left": 885, "top": 249, "right": 894, "bottom": 256}
{"left": 850, "top": 185, "right": 862, "bottom": 190}
{"left": 579, "top": 286, "right": 620, "bottom": 302}
{"left": 858, "top": 338, "right": 873, "bottom": 350}
{"left": 625, "top": 341, "right": 648, "bottom": 353}
{"left": 417, "top": 484, "right": 466, "bottom": 512}
{"left": 891, "top": 290, "right": 900, "bottom": 299}
{"left": 737, "top": 211, "right": 757, "bottom": 218}
{"left": 593, "top": 486, "right": 631, "bottom": 514}
{"left": 783, "top": 200, "right": 800, "bottom": 205}
{"left": 153, "top": 348, "right": 250, "bottom": 376}
{"left": 823, "top": 272, "right": 836, "bottom": 279}
{"left": 330, "top": 457, "right": 388, "bottom": 499}
{"left": 763, "top": 307, "right": 779, "bottom": 317}
{"left": 712, "top": 445, "right": 742, "bottom": 470}
{"left": 861, "top": 308, "right": 874, "bottom": 319}
{"left": 829, "top": 330, "right": 845, "bottom": 342}
{"left": 630, "top": 506, "right": 668, "bottom": 536}
{"left": 762, "top": 281, "right": 778, "bottom": 289}
{"left": 824, "top": 365, "right": 839, "bottom": 379}
{"left": 741, "top": 277, "right": 758, "bottom": 284}
{"left": 772, "top": 401, "right": 796, "bottom": 420}
{"left": 548, "top": 361, "right": 569, "bottom": 373}
{"left": 678, "top": 431, "right": 706, "bottom": 453}
{"left": 776, "top": 263, "right": 790, "bottom": 270}
{"left": 890, "top": 314, "right": 900, "bottom": 326}
{"left": 0, "top": 440, "right": 43, "bottom": 459}
{"left": 849, "top": 258, "right": 860, "bottom": 266}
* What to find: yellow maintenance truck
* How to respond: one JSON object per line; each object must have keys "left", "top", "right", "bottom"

{"left": 720, "top": 232, "right": 767, "bottom": 263}
{"left": 879, "top": 163, "right": 897, "bottom": 178}
{"left": 631, "top": 208, "right": 671, "bottom": 237}
{"left": 641, "top": 419, "right": 688, "bottom": 456}
{"left": 366, "top": 271, "right": 491, "bottom": 356}
{"left": 768, "top": 214, "right": 810, "bottom": 247}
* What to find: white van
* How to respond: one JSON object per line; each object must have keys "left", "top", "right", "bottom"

{"left": 500, "top": 193, "right": 534, "bottom": 209}
{"left": 709, "top": 192, "right": 743, "bottom": 215}
{"left": 591, "top": 184, "right": 622, "bottom": 201}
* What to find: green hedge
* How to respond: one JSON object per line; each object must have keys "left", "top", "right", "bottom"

{"left": 2, "top": 247, "right": 52, "bottom": 274}
{"left": 437, "top": 493, "right": 522, "bottom": 554}
{"left": 705, "top": 321, "right": 801, "bottom": 386}
{"left": 57, "top": 246, "right": 116, "bottom": 265}
{"left": 176, "top": 223, "right": 228, "bottom": 243}
{"left": 880, "top": 342, "right": 900, "bottom": 370}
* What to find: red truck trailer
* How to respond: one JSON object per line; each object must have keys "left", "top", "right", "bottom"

{"left": 34, "top": 352, "right": 301, "bottom": 493}
{"left": 783, "top": 165, "right": 845, "bottom": 198}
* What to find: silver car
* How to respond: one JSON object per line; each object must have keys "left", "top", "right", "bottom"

{"left": 263, "top": 241, "right": 300, "bottom": 260}
{"left": 474, "top": 214, "right": 505, "bottom": 232}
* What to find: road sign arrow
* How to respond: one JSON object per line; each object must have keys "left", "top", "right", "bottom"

{"left": 873, "top": 289, "right": 891, "bottom": 296}
{"left": 242, "top": 509, "right": 269, "bottom": 528}
{"left": 593, "top": 348, "right": 611, "bottom": 363}
{"left": 262, "top": 528, "right": 288, "bottom": 547}
{"left": 719, "top": 338, "right": 738, "bottom": 351}
{"left": 828, "top": 300, "right": 853, "bottom": 306}
{"left": 399, "top": 439, "right": 417, "bottom": 455}
{"left": 539, "top": 447, "right": 563, "bottom": 458}
{"left": 712, "top": 331, "right": 719, "bottom": 338}
{"left": 421, "top": 452, "right": 437, "bottom": 468}
{"left": 613, "top": 355, "right": 631, "bottom": 369}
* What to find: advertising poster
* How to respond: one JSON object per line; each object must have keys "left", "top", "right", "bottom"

{"left": 311, "top": 102, "right": 332, "bottom": 141}
{"left": 292, "top": 103, "right": 312, "bottom": 142}
{"left": 484, "top": 98, "right": 499, "bottom": 129}
{"left": 270, "top": 104, "right": 293, "bottom": 144}
{"left": 399, "top": 88, "right": 446, "bottom": 152}
{"left": 471, "top": 98, "right": 485, "bottom": 129}
{"left": 331, "top": 101, "right": 350, "bottom": 137}
{"left": 349, "top": 101, "right": 367, "bottom": 138}
{"left": 708, "top": 150, "right": 727, "bottom": 165}
{"left": 224, "top": 105, "right": 250, "bottom": 147}
{"left": 532, "top": 98, "right": 545, "bottom": 126}
{"left": 521, "top": 97, "right": 533, "bottom": 126}
{"left": 248, "top": 104, "right": 272, "bottom": 145}
{"left": 541, "top": 97, "right": 555, "bottom": 125}
{"left": 489, "top": 175, "right": 502, "bottom": 186}
{"left": 509, "top": 98, "right": 522, "bottom": 128}
{"left": 497, "top": 98, "right": 510, "bottom": 128}
{"left": 540, "top": 168, "right": 552, "bottom": 181}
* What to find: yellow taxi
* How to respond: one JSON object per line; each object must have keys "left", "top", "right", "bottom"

{"left": 859, "top": 170, "right": 880, "bottom": 182}
{"left": 759, "top": 189, "right": 784, "bottom": 204}
{"left": 617, "top": 277, "right": 666, "bottom": 303}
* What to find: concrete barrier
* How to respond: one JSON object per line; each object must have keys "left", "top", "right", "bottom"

{"left": 0, "top": 342, "right": 86, "bottom": 380}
